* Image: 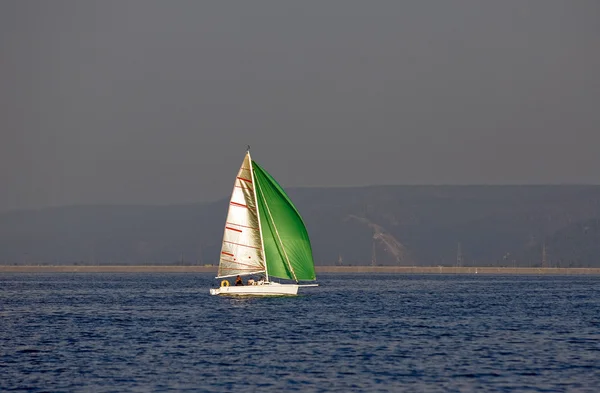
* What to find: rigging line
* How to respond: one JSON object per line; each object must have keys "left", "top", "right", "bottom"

{"left": 255, "top": 172, "right": 298, "bottom": 283}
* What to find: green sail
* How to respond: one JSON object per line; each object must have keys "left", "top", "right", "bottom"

{"left": 252, "top": 161, "right": 316, "bottom": 281}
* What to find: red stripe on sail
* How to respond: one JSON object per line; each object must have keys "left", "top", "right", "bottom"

{"left": 223, "top": 240, "right": 260, "bottom": 249}
{"left": 237, "top": 176, "right": 252, "bottom": 183}
{"left": 221, "top": 251, "right": 234, "bottom": 257}
{"left": 219, "top": 261, "right": 263, "bottom": 269}
{"left": 226, "top": 226, "right": 242, "bottom": 233}
{"left": 219, "top": 267, "right": 261, "bottom": 271}
{"left": 230, "top": 201, "right": 248, "bottom": 208}
{"left": 226, "top": 222, "right": 259, "bottom": 230}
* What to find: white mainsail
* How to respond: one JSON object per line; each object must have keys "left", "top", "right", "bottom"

{"left": 216, "top": 153, "right": 265, "bottom": 278}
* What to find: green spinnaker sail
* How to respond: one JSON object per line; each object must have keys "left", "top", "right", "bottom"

{"left": 252, "top": 161, "right": 316, "bottom": 281}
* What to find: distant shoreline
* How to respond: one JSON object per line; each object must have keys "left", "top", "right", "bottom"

{"left": 2, "top": 265, "right": 600, "bottom": 275}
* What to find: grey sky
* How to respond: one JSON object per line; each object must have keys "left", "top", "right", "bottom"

{"left": 1, "top": 1, "right": 599, "bottom": 211}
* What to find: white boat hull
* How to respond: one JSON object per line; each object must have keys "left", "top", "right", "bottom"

{"left": 210, "top": 282, "right": 300, "bottom": 296}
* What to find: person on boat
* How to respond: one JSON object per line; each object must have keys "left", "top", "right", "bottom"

{"left": 235, "top": 275, "right": 244, "bottom": 286}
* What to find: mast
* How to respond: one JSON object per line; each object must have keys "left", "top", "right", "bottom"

{"left": 248, "top": 148, "right": 269, "bottom": 282}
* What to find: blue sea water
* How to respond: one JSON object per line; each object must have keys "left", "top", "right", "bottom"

{"left": 1, "top": 273, "right": 599, "bottom": 392}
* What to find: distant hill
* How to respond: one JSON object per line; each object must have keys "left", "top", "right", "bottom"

{"left": 1, "top": 185, "right": 600, "bottom": 267}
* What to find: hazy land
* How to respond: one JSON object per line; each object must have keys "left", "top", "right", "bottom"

{"left": 1, "top": 185, "right": 599, "bottom": 268}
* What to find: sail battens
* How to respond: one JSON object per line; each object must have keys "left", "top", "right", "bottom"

{"left": 237, "top": 176, "right": 252, "bottom": 183}
{"left": 221, "top": 251, "right": 234, "bottom": 257}
{"left": 225, "top": 226, "right": 243, "bottom": 232}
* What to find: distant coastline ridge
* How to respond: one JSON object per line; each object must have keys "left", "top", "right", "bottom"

{"left": 1, "top": 185, "right": 599, "bottom": 268}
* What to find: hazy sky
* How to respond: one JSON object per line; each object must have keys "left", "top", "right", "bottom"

{"left": 1, "top": 1, "right": 599, "bottom": 211}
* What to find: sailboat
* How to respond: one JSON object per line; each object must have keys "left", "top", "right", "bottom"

{"left": 209, "top": 148, "right": 318, "bottom": 296}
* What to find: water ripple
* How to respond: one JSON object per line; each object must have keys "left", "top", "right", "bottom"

{"left": 1, "top": 273, "right": 599, "bottom": 392}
